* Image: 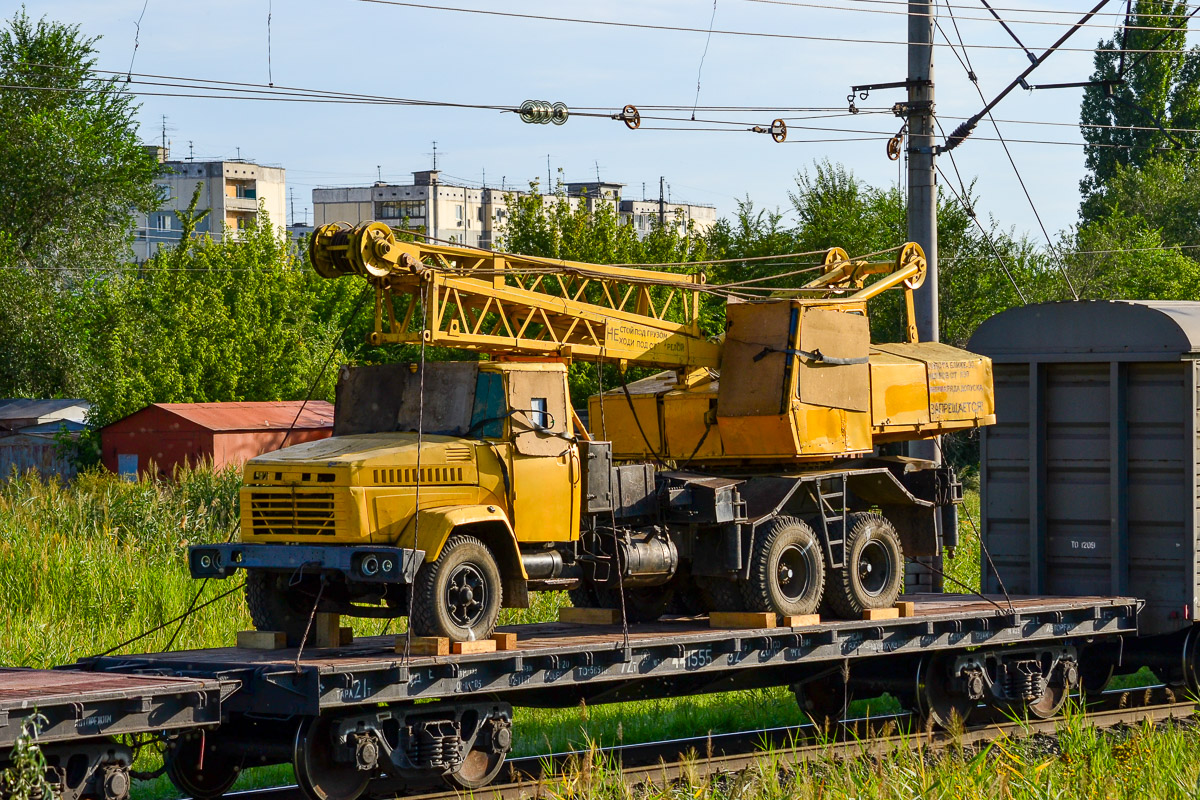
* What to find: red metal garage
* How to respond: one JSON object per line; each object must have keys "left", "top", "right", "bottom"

{"left": 101, "top": 401, "right": 334, "bottom": 477}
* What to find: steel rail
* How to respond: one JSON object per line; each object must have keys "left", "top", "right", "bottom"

{"left": 211, "top": 686, "right": 1193, "bottom": 800}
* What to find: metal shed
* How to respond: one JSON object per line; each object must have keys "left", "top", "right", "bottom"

{"left": 100, "top": 401, "right": 334, "bottom": 478}
{"left": 969, "top": 300, "right": 1200, "bottom": 636}
{"left": 0, "top": 399, "right": 90, "bottom": 432}
{"left": 0, "top": 420, "right": 88, "bottom": 481}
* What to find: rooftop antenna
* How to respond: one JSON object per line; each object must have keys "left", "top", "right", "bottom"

{"left": 236, "top": 146, "right": 241, "bottom": 161}
{"left": 289, "top": 188, "right": 295, "bottom": 226}
{"left": 188, "top": 140, "right": 194, "bottom": 161}
{"left": 377, "top": 165, "right": 382, "bottom": 182}
{"left": 595, "top": 160, "right": 601, "bottom": 182}
{"left": 432, "top": 141, "right": 438, "bottom": 170}
{"left": 482, "top": 167, "right": 486, "bottom": 189}
{"left": 160, "top": 115, "right": 167, "bottom": 150}
{"left": 547, "top": 154, "right": 552, "bottom": 192}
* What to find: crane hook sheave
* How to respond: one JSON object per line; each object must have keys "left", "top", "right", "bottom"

{"left": 822, "top": 247, "right": 850, "bottom": 273}
{"left": 309, "top": 221, "right": 396, "bottom": 279}
{"left": 898, "top": 242, "right": 926, "bottom": 290}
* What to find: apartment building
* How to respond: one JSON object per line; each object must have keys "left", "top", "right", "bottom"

{"left": 134, "top": 147, "right": 287, "bottom": 260}
{"left": 312, "top": 172, "right": 715, "bottom": 250}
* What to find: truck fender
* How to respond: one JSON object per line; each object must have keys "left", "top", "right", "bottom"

{"left": 409, "top": 505, "right": 530, "bottom": 609}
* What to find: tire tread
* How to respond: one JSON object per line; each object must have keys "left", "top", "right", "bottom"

{"left": 823, "top": 512, "right": 902, "bottom": 619}
{"left": 411, "top": 534, "right": 502, "bottom": 640}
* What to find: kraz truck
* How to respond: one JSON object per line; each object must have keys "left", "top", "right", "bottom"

{"left": 190, "top": 223, "right": 994, "bottom": 643}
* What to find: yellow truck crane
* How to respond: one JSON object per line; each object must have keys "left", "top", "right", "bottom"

{"left": 190, "top": 222, "right": 995, "bottom": 644}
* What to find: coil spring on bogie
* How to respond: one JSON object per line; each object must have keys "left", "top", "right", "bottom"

{"left": 442, "top": 737, "right": 463, "bottom": 769}
{"left": 1004, "top": 660, "right": 1046, "bottom": 701}
{"left": 405, "top": 721, "right": 464, "bottom": 771}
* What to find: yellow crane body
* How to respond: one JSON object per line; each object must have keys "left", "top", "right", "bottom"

{"left": 190, "top": 220, "right": 997, "bottom": 646}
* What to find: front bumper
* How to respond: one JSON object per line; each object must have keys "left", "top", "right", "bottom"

{"left": 188, "top": 543, "right": 425, "bottom": 584}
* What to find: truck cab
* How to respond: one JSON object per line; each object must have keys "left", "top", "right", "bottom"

{"left": 191, "top": 360, "right": 580, "bottom": 643}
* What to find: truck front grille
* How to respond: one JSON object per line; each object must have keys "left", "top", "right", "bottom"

{"left": 249, "top": 490, "right": 337, "bottom": 536}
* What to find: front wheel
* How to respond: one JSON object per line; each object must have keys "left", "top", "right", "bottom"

{"left": 822, "top": 513, "right": 903, "bottom": 619}
{"left": 245, "top": 569, "right": 314, "bottom": 647}
{"left": 411, "top": 535, "right": 502, "bottom": 641}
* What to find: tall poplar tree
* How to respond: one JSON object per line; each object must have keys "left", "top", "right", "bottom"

{"left": 1079, "top": 0, "right": 1200, "bottom": 211}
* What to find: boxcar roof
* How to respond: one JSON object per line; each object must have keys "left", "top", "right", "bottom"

{"left": 970, "top": 300, "right": 1200, "bottom": 362}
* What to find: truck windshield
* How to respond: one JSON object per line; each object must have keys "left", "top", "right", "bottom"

{"left": 334, "top": 362, "right": 504, "bottom": 439}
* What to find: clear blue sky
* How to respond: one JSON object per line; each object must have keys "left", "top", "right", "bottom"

{"left": 29, "top": 1, "right": 1198, "bottom": 243}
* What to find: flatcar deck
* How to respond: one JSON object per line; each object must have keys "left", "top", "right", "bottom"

{"left": 74, "top": 594, "right": 1137, "bottom": 716}
{"left": 0, "top": 668, "right": 224, "bottom": 749}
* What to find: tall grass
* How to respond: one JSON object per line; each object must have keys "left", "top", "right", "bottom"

{"left": 533, "top": 712, "right": 1200, "bottom": 800}
{"left": 0, "top": 465, "right": 249, "bottom": 667}
{"left": 0, "top": 465, "right": 580, "bottom": 668}
{"left": 945, "top": 488, "right": 983, "bottom": 595}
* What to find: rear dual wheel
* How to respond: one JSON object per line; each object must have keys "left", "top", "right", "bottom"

{"left": 742, "top": 516, "right": 825, "bottom": 617}
{"left": 697, "top": 513, "right": 902, "bottom": 621}
{"left": 822, "top": 513, "right": 903, "bottom": 619}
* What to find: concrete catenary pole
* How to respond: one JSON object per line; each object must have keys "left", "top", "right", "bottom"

{"left": 907, "top": 0, "right": 938, "bottom": 346}
{"left": 906, "top": 0, "right": 946, "bottom": 590}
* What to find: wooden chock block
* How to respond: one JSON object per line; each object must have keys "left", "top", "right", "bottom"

{"left": 895, "top": 601, "right": 916, "bottom": 618}
{"left": 710, "top": 611, "right": 777, "bottom": 629}
{"left": 863, "top": 607, "right": 900, "bottom": 621}
{"left": 339, "top": 626, "right": 354, "bottom": 646}
{"left": 399, "top": 636, "right": 450, "bottom": 656}
{"left": 559, "top": 607, "right": 622, "bottom": 625}
{"left": 492, "top": 632, "right": 519, "bottom": 651}
{"left": 236, "top": 630, "right": 286, "bottom": 650}
{"left": 452, "top": 639, "right": 498, "bottom": 655}
{"left": 781, "top": 614, "right": 821, "bottom": 628}
{"left": 312, "top": 613, "right": 342, "bottom": 648}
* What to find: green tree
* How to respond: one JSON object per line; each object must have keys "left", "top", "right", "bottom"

{"left": 1064, "top": 211, "right": 1200, "bottom": 300}
{"left": 1079, "top": 0, "right": 1200, "bottom": 207}
{"left": 0, "top": 9, "right": 159, "bottom": 270}
{"left": 79, "top": 207, "right": 351, "bottom": 425}
{"left": 0, "top": 233, "right": 88, "bottom": 396}
{"left": 706, "top": 161, "right": 1043, "bottom": 347}
{"left": 1077, "top": 156, "right": 1200, "bottom": 252}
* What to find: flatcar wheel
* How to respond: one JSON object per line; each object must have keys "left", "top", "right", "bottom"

{"left": 446, "top": 747, "right": 507, "bottom": 790}
{"left": 1078, "top": 658, "right": 1114, "bottom": 697}
{"left": 794, "top": 672, "right": 852, "bottom": 723}
{"left": 165, "top": 734, "right": 239, "bottom": 800}
{"left": 914, "top": 654, "right": 974, "bottom": 730}
{"left": 1024, "top": 679, "right": 1069, "bottom": 720}
{"left": 294, "top": 716, "right": 371, "bottom": 800}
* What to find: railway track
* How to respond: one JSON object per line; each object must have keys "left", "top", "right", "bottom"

{"left": 214, "top": 685, "right": 1193, "bottom": 800}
